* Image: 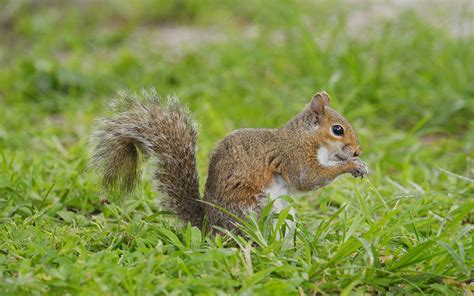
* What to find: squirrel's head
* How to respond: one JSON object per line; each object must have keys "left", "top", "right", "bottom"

{"left": 285, "top": 91, "right": 362, "bottom": 165}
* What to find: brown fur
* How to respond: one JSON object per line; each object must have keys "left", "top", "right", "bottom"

{"left": 89, "top": 89, "right": 202, "bottom": 226}
{"left": 89, "top": 90, "right": 368, "bottom": 232}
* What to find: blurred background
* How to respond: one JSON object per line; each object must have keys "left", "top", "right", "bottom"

{"left": 0, "top": 0, "right": 473, "bottom": 206}
{"left": 1, "top": 0, "right": 473, "bottom": 203}
{"left": 0, "top": 1, "right": 473, "bottom": 294}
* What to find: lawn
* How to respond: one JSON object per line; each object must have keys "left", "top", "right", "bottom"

{"left": 0, "top": 0, "right": 473, "bottom": 294}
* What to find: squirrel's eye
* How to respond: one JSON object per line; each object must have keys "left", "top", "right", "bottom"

{"left": 332, "top": 125, "right": 344, "bottom": 136}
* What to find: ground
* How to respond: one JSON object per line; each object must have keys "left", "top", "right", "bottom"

{"left": 0, "top": 0, "right": 473, "bottom": 294}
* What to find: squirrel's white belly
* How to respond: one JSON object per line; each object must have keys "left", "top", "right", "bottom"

{"left": 265, "top": 175, "right": 296, "bottom": 238}
{"left": 265, "top": 175, "right": 288, "bottom": 201}
{"left": 265, "top": 175, "right": 297, "bottom": 216}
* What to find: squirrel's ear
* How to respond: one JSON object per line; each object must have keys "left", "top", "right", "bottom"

{"left": 310, "top": 91, "right": 331, "bottom": 114}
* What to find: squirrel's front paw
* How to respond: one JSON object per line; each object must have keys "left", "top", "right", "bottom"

{"left": 349, "top": 158, "right": 368, "bottom": 179}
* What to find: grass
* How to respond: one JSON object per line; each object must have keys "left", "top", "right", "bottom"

{"left": 0, "top": 0, "right": 473, "bottom": 294}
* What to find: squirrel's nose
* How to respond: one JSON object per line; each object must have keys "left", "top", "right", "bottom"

{"left": 353, "top": 148, "right": 361, "bottom": 157}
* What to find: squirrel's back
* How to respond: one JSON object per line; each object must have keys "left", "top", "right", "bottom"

{"left": 203, "top": 128, "right": 283, "bottom": 229}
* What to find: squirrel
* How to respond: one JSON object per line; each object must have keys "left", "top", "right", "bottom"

{"left": 89, "top": 89, "right": 368, "bottom": 232}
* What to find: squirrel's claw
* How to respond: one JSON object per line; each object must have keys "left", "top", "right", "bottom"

{"left": 349, "top": 158, "right": 369, "bottom": 179}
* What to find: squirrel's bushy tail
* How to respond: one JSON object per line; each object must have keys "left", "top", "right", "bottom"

{"left": 89, "top": 89, "right": 203, "bottom": 226}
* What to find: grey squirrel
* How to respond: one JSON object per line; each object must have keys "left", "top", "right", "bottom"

{"left": 89, "top": 89, "right": 368, "bottom": 232}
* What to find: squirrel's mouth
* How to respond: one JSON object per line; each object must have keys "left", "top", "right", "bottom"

{"left": 335, "top": 154, "right": 349, "bottom": 162}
